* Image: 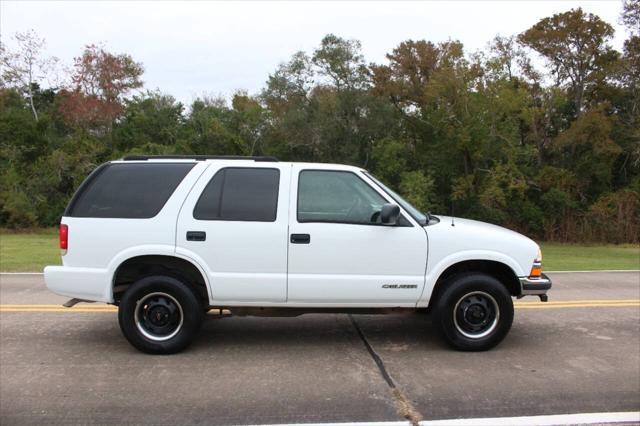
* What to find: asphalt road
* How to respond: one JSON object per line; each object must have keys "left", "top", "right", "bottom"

{"left": 0, "top": 272, "right": 639, "bottom": 425}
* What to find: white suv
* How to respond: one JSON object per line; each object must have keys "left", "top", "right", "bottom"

{"left": 44, "top": 155, "right": 551, "bottom": 354}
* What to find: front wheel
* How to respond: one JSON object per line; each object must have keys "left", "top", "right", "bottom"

{"left": 118, "top": 275, "right": 203, "bottom": 354}
{"left": 433, "top": 273, "right": 514, "bottom": 351}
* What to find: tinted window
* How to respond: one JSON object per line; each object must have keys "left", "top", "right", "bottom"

{"left": 67, "top": 163, "right": 195, "bottom": 218}
{"left": 297, "top": 170, "right": 387, "bottom": 224}
{"left": 194, "top": 168, "right": 280, "bottom": 221}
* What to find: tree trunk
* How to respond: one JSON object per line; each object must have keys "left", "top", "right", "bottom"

{"left": 575, "top": 84, "right": 584, "bottom": 118}
{"left": 27, "top": 86, "right": 38, "bottom": 121}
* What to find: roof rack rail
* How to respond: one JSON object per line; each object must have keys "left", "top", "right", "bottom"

{"left": 122, "top": 155, "right": 278, "bottom": 162}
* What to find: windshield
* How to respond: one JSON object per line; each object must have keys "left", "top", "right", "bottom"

{"left": 365, "top": 172, "right": 428, "bottom": 225}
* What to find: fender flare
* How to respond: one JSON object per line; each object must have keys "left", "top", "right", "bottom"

{"left": 107, "top": 245, "right": 212, "bottom": 303}
{"left": 417, "top": 250, "right": 523, "bottom": 307}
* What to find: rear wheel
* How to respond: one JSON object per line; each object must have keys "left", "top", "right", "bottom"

{"left": 434, "top": 273, "right": 513, "bottom": 351}
{"left": 118, "top": 275, "right": 203, "bottom": 354}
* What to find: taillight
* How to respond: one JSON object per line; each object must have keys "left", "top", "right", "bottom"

{"left": 59, "top": 224, "right": 68, "bottom": 255}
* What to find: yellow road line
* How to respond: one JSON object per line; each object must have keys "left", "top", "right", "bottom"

{"left": 515, "top": 303, "right": 640, "bottom": 309}
{"left": 514, "top": 299, "right": 640, "bottom": 309}
{"left": 0, "top": 308, "right": 117, "bottom": 312}
{"left": 0, "top": 304, "right": 115, "bottom": 309}
{"left": 517, "top": 299, "right": 640, "bottom": 304}
{"left": 0, "top": 304, "right": 117, "bottom": 312}
{"left": 5, "top": 299, "right": 637, "bottom": 308}
{"left": 0, "top": 300, "right": 638, "bottom": 312}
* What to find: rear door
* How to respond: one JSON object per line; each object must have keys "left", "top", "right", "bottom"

{"left": 176, "top": 163, "right": 290, "bottom": 303}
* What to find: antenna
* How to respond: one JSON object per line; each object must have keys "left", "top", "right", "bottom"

{"left": 451, "top": 199, "right": 455, "bottom": 227}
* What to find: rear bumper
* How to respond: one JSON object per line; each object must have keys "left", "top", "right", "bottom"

{"left": 519, "top": 273, "right": 552, "bottom": 297}
{"left": 44, "top": 266, "right": 112, "bottom": 303}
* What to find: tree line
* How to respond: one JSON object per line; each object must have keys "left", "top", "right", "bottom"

{"left": 1, "top": 4, "right": 639, "bottom": 243}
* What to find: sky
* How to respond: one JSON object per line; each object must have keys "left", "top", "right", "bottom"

{"left": 0, "top": 1, "right": 627, "bottom": 105}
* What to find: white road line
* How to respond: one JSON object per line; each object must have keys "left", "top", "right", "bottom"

{"left": 248, "top": 411, "right": 640, "bottom": 426}
{"left": 248, "top": 423, "right": 410, "bottom": 426}
{"left": 421, "top": 411, "right": 640, "bottom": 425}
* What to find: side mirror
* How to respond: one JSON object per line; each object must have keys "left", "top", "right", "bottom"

{"left": 380, "top": 203, "right": 400, "bottom": 225}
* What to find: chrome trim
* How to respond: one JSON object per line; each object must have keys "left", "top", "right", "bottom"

{"left": 453, "top": 291, "right": 500, "bottom": 339}
{"left": 519, "top": 275, "right": 552, "bottom": 295}
{"left": 134, "top": 292, "right": 184, "bottom": 342}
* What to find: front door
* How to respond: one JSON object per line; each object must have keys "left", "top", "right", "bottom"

{"left": 177, "top": 163, "right": 290, "bottom": 303}
{"left": 287, "top": 166, "right": 428, "bottom": 305}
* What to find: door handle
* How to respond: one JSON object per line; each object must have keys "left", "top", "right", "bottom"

{"left": 186, "top": 231, "right": 206, "bottom": 241}
{"left": 290, "top": 233, "right": 310, "bottom": 244}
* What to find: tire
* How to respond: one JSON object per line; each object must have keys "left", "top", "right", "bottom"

{"left": 433, "top": 272, "right": 513, "bottom": 351}
{"left": 118, "top": 275, "right": 204, "bottom": 354}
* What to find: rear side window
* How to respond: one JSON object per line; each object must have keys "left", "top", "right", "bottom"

{"left": 194, "top": 168, "right": 279, "bottom": 221}
{"left": 67, "top": 163, "right": 195, "bottom": 218}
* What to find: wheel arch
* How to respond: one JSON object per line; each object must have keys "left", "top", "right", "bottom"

{"left": 425, "top": 259, "right": 520, "bottom": 309}
{"left": 111, "top": 254, "right": 210, "bottom": 306}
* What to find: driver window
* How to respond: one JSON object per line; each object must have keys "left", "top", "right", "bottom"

{"left": 297, "top": 170, "right": 387, "bottom": 224}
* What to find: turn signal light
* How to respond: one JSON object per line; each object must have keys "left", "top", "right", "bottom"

{"left": 59, "top": 224, "right": 68, "bottom": 256}
{"left": 529, "top": 248, "right": 542, "bottom": 278}
{"left": 529, "top": 264, "right": 542, "bottom": 278}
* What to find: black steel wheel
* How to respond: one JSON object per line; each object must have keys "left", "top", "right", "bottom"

{"left": 453, "top": 291, "right": 500, "bottom": 339}
{"left": 134, "top": 292, "right": 184, "bottom": 342}
{"left": 119, "top": 275, "right": 203, "bottom": 354}
{"left": 434, "top": 272, "right": 513, "bottom": 351}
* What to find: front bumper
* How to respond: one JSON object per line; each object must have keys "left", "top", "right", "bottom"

{"left": 519, "top": 273, "right": 552, "bottom": 300}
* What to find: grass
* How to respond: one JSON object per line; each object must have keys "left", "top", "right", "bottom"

{"left": 0, "top": 229, "right": 638, "bottom": 272}
{"left": 0, "top": 229, "right": 61, "bottom": 272}
{"left": 540, "top": 242, "right": 639, "bottom": 272}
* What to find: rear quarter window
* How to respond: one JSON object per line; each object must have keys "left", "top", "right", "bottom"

{"left": 66, "top": 163, "right": 195, "bottom": 218}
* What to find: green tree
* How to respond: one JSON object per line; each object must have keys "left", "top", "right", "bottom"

{"left": 518, "top": 8, "right": 617, "bottom": 117}
{"left": 0, "top": 30, "right": 58, "bottom": 121}
{"left": 0, "top": 22, "right": 637, "bottom": 243}
{"left": 621, "top": 0, "right": 640, "bottom": 34}
{"left": 59, "top": 44, "right": 143, "bottom": 129}
{"left": 114, "top": 91, "right": 185, "bottom": 154}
